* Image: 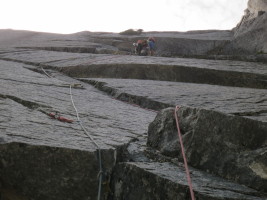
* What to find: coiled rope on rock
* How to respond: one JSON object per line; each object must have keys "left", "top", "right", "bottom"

{"left": 174, "top": 105, "right": 195, "bottom": 200}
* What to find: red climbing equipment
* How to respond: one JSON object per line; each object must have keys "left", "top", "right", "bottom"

{"left": 174, "top": 106, "right": 195, "bottom": 200}
{"left": 48, "top": 113, "right": 74, "bottom": 123}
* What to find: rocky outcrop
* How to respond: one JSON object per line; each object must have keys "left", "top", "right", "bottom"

{"left": 228, "top": 0, "right": 267, "bottom": 54}
{"left": 237, "top": 0, "right": 267, "bottom": 30}
{"left": 248, "top": 0, "right": 267, "bottom": 14}
{"left": 147, "top": 107, "right": 267, "bottom": 192}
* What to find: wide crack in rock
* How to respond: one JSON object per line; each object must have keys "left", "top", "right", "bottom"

{"left": 81, "top": 78, "right": 267, "bottom": 122}
{"left": 0, "top": 50, "right": 266, "bottom": 89}
{"left": 0, "top": 94, "right": 49, "bottom": 110}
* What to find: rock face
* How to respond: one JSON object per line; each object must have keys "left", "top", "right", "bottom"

{"left": 147, "top": 107, "right": 267, "bottom": 192}
{"left": 154, "top": 32, "right": 231, "bottom": 57}
{"left": 82, "top": 78, "right": 267, "bottom": 122}
{"left": 0, "top": 59, "right": 156, "bottom": 199}
{"left": 111, "top": 162, "right": 266, "bottom": 200}
{"left": 0, "top": 143, "right": 115, "bottom": 200}
{"left": 1, "top": 34, "right": 267, "bottom": 199}
{"left": 1, "top": 4, "right": 267, "bottom": 198}
{"left": 0, "top": 13, "right": 266, "bottom": 61}
{"left": 229, "top": 0, "right": 267, "bottom": 54}
{"left": 248, "top": 0, "right": 267, "bottom": 14}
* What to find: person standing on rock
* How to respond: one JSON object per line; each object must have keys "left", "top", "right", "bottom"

{"left": 148, "top": 37, "right": 156, "bottom": 56}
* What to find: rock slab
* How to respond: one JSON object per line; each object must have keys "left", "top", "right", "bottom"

{"left": 111, "top": 161, "right": 266, "bottom": 200}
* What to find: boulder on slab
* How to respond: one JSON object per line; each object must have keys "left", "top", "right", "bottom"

{"left": 147, "top": 107, "right": 267, "bottom": 192}
{"left": 111, "top": 162, "right": 267, "bottom": 200}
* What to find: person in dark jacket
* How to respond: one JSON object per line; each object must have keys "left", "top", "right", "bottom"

{"left": 148, "top": 37, "right": 156, "bottom": 56}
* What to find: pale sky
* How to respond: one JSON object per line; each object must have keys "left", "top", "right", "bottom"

{"left": 1, "top": 0, "right": 248, "bottom": 34}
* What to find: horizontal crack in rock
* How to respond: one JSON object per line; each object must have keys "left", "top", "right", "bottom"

{"left": 0, "top": 94, "right": 50, "bottom": 110}
{"left": 232, "top": 110, "right": 267, "bottom": 116}
{"left": 81, "top": 79, "right": 172, "bottom": 111}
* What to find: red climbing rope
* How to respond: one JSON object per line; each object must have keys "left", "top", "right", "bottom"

{"left": 174, "top": 106, "right": 195, "bottom": 200}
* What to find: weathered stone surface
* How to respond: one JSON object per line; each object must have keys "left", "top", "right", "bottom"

{"left": 1, "top": 49, "right": 266, "bottom": 75}
{"left": 147, "top": 107, "right": 267, "bottom": 192}
{"left": 0, "top": 49, "right": 266, "bottom": 89}
{"left": 0, "top": 60, "right": 155, "bottom": 148}
{"left": 154, "top": 35, "right": 228, "bottom": 57}
{"left": 111, "top": 135, "right": 267, "bottom": 200}
{"left": 227, "top": 0, "right": 267, "bottom": 54}
{"left": 0, "top": 59, "right": 156, "bottom": 199}
{"left": 82, "top": 78, "right": 267, "bottom": 122}
{"left": 111, "top": 161, "right": 266, "bottom": 200}
{"left": 0, "top": 142, "right": 115, "bottom": 200}
{"left": 0, "top": 25, "right": 266, "bottom": 61}
{"left": 1, "top": 16, "right": 267, "bottom": 199}
{"left": 1, "top": 55, "right": 266, "bottom": 199}
{"left": 0, "top": 29, "right": 233, "bottom": 58}
{"left": 248, "top": 0, "right": 267, "bottom": 14}
{"left": 0, "top": 29, "right": 234, "bottom": 57}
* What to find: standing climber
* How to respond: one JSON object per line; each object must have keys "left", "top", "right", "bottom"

{"left": 148, "top": 37, "right": 156, "bottom": 56}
